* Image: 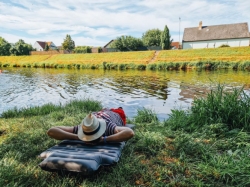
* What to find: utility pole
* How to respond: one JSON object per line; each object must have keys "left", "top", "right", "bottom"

{"left": 179, "top": 17, "right": 181, "bottom": 49}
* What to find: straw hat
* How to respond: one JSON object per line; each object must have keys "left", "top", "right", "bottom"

{"left": 78, "top": 113, "right": 106, "bottom": 141}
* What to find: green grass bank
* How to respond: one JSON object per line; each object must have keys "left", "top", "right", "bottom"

{"left": 1, "top": 85, "right": 250, "bottom": 186}
{"left": 0, "top": 47, "right": 250, "bottom": 70}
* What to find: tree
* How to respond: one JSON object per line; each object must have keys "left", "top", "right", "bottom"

{"left": 142, "top": 29, "right": 162, "bottom": 46}
{"left": 0, "top": 37, "right": 11, "bottom": 56}
{"left": 121, "top": 36, "right": 143, "bottom": 51}
{"left": 109, "top": 35, "right": 143, "bottom": 51}
{"left": 109, "top": 37, "right": 124, "bottom": 50}
{"left": 62, "top": 34, "right": 75, "bottom": 51}
{"left": 9, "top": 39, "right": 33, "bottom": 56}
{"left": 44, "top": 43, "right": 49, "bottom": 51}
{"left": 161, "top": 25, "right": 172, "bottom": 50}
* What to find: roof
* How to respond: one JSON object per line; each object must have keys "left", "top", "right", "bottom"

{"left": 36, "top": 41, "right": 54, "bottom": 49}
{"left": 183, "top": 22, "right": 250, "bottom": 42}
{"left": 36, "top": 41, "right": 46, "bottom": 49}
{"left": 103, "top": 40, "right": 114, "bottom": 48}
{"left": 171, "top": 42, "right": 180, "bottom": 49}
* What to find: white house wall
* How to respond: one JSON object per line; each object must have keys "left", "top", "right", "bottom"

{"left": 183, "top": 38, "right": 250, "bottom": 49}
{"left": 33, "top": 42, "right": 44, "bottom": 51}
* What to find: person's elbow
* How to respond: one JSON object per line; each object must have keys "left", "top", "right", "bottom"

{"left": 47, "top": 128, "right": 53, "bottom": 137}
{"left": 46, "top": 127, "right": 56, "bottom": 138}
{"left": 127, "top": 129, "right": 134, "bottom": 139}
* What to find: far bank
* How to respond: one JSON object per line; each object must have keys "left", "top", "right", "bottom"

{"left": 1, "top": 47, "right": 250, "bottom": 70}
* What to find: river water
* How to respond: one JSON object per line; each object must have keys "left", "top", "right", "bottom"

{"left": 1, "top": 68, "right": 250, "bottom": 120}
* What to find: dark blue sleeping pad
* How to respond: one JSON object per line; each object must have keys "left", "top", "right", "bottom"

{"left": 38, "top": 124, "right": 134, "bottom": 175}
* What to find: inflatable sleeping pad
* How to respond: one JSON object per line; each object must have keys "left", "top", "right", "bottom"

{"left": 38, "top": 124, "right": 134, "bottom": 175}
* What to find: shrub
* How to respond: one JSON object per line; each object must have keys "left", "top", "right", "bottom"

{"left": 219, "top": 44, "right": 230, "bottom": 48}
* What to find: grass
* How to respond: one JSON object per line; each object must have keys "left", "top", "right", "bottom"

{"left": 1, "top": 47, "right": 250, "bottom": 70}
{"left": 0, "top": 51, "right": 154, "bottom": 70}
{"left": 1, "top": 85, "right": 250, "bottom": 186}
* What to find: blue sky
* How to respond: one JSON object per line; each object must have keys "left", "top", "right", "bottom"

{"left": 0, "top": 0, "right": 249, "bottom": 47}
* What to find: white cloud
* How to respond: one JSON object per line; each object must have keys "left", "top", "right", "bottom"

{"left": 0, "top": 0, "right": 249, "bottom": 46}
{"left": 0, "top": 33, "right": 34, "bottom": 45}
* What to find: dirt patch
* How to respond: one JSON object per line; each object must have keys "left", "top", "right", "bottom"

{"left": 148, "top": 51, "right": 160, "bottom": 63}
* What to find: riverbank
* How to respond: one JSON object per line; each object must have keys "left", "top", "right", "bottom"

{"left": 0, "top": 47, "right": 250, "bottom": 70}
{"left": 1, "top": 85, "right": 250, "bottom": 186}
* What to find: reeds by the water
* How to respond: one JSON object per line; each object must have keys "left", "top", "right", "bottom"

{"left": 167, "top": 84, "right": 250, "bottom": 131}
{"left": 1, "top": 85, "right": 250, "bottom": 186}
{"left": 148, "top": 60, "right": 250, "bottom": 70}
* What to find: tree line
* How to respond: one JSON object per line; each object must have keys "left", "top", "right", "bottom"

{"left": 0, "top": 25, "right": 172, "bottom": 56}
{"left": 0, "top": 34, "right": 76, "bottom": 56}
{"left": 0, "top": 38, "right": 34, "bottom": 56}
{"left": 51, "top": 25, "right": 173, "bottom": 54}
{"left": 109, "top": 25, "right": 172, "bottom": 51}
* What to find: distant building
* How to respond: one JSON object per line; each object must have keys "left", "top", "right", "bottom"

{"left": 33, "top": 41, "right": 57, "bottom": 51}
{"left": 171, "top": 42, "right": 181, "bottom": 49}
{"left": 102, "top": 39, "right": 120, "bottom": 52}
{"left": 182, "top": 22, "right": 250, "bottom": 49}
{"left": 103, "top": 40, "right": 115, "bottom": 48}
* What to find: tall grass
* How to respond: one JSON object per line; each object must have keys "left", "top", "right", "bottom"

{"left": 191, "top": 84, "right": 250, "bottom": 130}
{"left": 166, "top": 84, "right": 250, "bottom": 131}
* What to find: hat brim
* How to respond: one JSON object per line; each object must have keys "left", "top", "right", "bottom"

{"left": 77, "top": 118, "right": 106, "bottom": 142}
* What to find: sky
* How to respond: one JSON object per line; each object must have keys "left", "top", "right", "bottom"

{"left": 0, "top": 0, "right": 249, "bottom": 47}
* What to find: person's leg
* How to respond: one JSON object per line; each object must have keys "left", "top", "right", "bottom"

{"left": 47, "top": 126, "right": 79, "bottom": 140}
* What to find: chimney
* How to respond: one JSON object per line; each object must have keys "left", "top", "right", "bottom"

{"left": 199, "top": 21, "right": 202, "bottom": 30}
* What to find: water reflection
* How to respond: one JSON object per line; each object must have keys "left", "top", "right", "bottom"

{"left": 0, "top": 68, "right": 250, "bottom": 120}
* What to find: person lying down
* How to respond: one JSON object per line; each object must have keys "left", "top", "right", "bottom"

{"left": 47, "top": 107, "right": 134, "bottom": 144}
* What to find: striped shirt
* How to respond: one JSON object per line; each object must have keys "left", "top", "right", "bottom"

{"left": 93, "top": 110, "right": 125, "bottom": 136}
{"left": 73, "top": 110, "right": 125, "bottom": 136}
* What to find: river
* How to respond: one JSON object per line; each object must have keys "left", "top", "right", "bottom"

{"left": 1, "top": 68, "right": 250, "bottom": 120}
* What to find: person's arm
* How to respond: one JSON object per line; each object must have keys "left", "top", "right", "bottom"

{"left": 47, "top": 126, "right": 79, "bottom": 140}
{"left": 100, "top": 126, "right": 134, "bottom": 143}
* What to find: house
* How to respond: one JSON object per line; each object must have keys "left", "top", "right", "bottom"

{"left": 103, "top": 40, "right": 115, "bottom": 48}
{"left": 182, "top": 22, "right": 250, "bottom": 49}
{"left": 171, "top": 42, "right": 181, "bottom": 49}
{"left": 102, "top": 39, "right": 120, "bottom": 52}
{"left": 33, "top": 41, "right": 57, "bottom": 51}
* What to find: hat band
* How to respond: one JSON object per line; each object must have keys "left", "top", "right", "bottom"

{"left": 83, "top": 122, "right": 101, "bottom": 135}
